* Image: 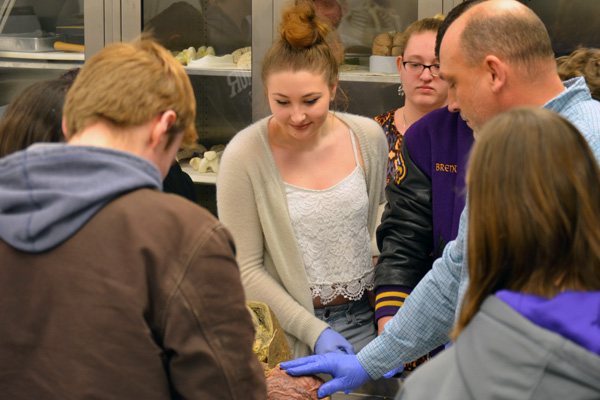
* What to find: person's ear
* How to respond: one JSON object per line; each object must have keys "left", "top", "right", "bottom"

{"left": 150, "top": 110, "right": 177, "bottom": 150}
{"left": 330, "top": 77, "right": 339, "bottom": 100}
{"left": 396, "top": 56, "right": 404, "bottom": 77}
{"left": 484, "top": 55, "right": 506, "bottom": 93}
{"left": 61, "top": 116, "right": 71, "bottom": 140}
{"left": 396, "top": 55, "right": 403, "bottom": 74}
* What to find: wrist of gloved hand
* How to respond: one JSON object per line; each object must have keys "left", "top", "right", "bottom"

{"left": 314, "top": 328, "right": 355, "bottom": 355}
{"left": 281, "top": 353, "right": 371, "bottom": 398}
{"left": 383, "top": 364, "right": 404, "bottom": 378}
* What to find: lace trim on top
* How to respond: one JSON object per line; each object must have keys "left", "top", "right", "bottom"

{"left": 285, "top": 131, "right": 374, "bottom": 305}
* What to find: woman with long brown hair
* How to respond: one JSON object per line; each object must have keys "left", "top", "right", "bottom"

{"left": 397, "top": 107, "right": 600, "bottom": 399}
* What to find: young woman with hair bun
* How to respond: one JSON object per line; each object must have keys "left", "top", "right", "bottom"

{"left": 217, "top": 0, "right": 387, "bottom": 358}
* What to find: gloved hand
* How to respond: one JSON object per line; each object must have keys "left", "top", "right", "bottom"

{"left": 383, "top": 364, "right": 404, "bottom": 378}
{"left": 280, "top": 353, "right": 371, "bottom": 398}
{"left": 314, "top": 328, "right": 355, "bottom": 355}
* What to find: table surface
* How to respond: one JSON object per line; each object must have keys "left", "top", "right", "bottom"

{"left": 329, "top": 376, "right": 404, "bottom": 400}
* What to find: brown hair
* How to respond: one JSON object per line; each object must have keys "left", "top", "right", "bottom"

{"left": 435, "top": 0, "right": 484, "bottom": 59}
{"left": 262, "top": 0, "right": 338, "bottom": 91}
{"left": 460, "top": 2, "right": 555, "bottom": 72}
{"left": 0, "top": 79, "right": 72, "bottom": 157}
{"left": 395, "top": 14, "right": 445, "bottom": 58}
{"left": 64, "top": 37, "right": 197, "bottom": 148}
{"left": 557, "top": 47, "right": 600, "bottom": 101}
{"left": 454, "top": 107, "right": 600, "bottom": 338}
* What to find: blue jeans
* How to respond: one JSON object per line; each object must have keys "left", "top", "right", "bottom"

{"left": 314, "top": 295, "right": 377, "bottom": 353}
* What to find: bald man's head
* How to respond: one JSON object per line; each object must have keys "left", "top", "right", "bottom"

{"left": 452, "top": 0, "right": 554, "bottom": 68}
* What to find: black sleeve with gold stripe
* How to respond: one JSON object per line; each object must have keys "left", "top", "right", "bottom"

{"left": 374, "top": 139, "right": 434, "bottom": 294}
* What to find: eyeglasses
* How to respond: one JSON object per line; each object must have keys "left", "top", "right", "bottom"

{"left": 402, "top": 61, "right": 440, "bottom": 77}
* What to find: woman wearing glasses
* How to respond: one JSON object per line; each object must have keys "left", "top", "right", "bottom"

{"left": 373, "top": 11, "right": 475, "bottom": 372}
{"left": 373, "top": 16, "right": 448, "bottom": 363}
{"left": 374, "top": 16, "right": 447, "bottom": 183}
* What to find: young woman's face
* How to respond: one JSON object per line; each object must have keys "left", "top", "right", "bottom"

{"left": 398, "top": 30, "right": 448, "bottom": 110}
{"left": 266, "top": 70, "right": 336, "bottom": 141}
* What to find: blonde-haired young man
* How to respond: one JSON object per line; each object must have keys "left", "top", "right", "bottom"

{"left": 0, "top": 38, "right": 266, "bottom": 399}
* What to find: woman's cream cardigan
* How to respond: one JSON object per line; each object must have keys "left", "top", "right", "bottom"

{"left": 217, "top": 112, "right": 387, "bottom": 358}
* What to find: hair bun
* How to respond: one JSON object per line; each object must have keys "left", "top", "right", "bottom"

{"left": 279, "top": 0, "right": 330, "bottom": 49}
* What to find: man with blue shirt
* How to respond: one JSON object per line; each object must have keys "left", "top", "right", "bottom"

{"left": 281, "top": 0, "right": 600, "bottom": 397}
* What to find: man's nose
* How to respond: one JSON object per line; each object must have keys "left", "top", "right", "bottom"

{"left": 447, "top": 91, "right": 460, "bottom": 113}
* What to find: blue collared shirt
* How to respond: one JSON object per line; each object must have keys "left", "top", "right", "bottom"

{"left": 358, "top": 76, "right": 600, "bottom": 378}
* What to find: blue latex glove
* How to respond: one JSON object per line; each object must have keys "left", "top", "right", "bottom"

{"left": 383, "top": 364, "right": 404, "bottom": 378}
{"left": 280, "top": 353, "right": 371, "bottom": 398}
{"left": 314, "top": 328, "right": 355, "bottom": 355}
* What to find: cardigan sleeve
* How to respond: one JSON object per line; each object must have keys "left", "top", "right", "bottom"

{"left": 216, "top": 122, "right": 329, "bottom": 356}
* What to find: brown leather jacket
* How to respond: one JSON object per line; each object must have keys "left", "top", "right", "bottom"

{"left": 0, "top": 189, "right": 266, "bottom": 399}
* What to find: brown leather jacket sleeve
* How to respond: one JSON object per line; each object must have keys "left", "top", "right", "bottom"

{"left": 375, "top": 140, "right": 434, "bottom": 291}
{"left": 161, "top": 223, "right": 267, "bottom": 400}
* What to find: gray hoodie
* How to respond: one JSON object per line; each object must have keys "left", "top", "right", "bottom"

{"left": 0, "top": 143, "right": 162, "bottom": 253}
{"left": 397, "top": 293, "right": 600, "bottom": 400}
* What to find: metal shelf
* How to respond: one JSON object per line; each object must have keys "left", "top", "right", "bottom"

{"left": 183, "top": 66, "right": 399, "bottom": 83}
{"left": 180, "top": 160, "right": 218, "bottom": 185}
{"left": 0, "top": 51, "right": 84, "bottom": 70}
{"left": 184, "top": 66, "right": 250, "bottom": 77}
{"left": 340, "top": 71, "right": 400, "bottom": 83}
{"left": 0, "top": 60, "right": 82, "bottom": 69}
{"left": 0, "top": 50, "right": 84, "bottom": 61}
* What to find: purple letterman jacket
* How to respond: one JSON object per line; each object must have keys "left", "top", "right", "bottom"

{"left": 374, "top": 106, "right": 474, "bottom": 321}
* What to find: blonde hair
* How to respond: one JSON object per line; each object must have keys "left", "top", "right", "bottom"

{"left": 64, "top": 37, "right": 197, "bottom": 148}
{"left": 395, "top": 14, "right": 445, "bottom": 58}
{"left": 454, "top": 107, "right": 600, "bottom": 339}
{"left": 261, "top": 0, "right": 338, "bottom": 90}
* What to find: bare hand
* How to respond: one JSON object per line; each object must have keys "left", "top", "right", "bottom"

{"left": 377, "top": 316, "right": 393, "bottom": 335}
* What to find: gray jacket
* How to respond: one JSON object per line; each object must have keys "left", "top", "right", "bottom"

{"left": 397, "top": 295, "right": 600, "bottom": 400}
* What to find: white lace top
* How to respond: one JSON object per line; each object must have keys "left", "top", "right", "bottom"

{"left": 285, "top": 130, "right": 374, "bottom": 305}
